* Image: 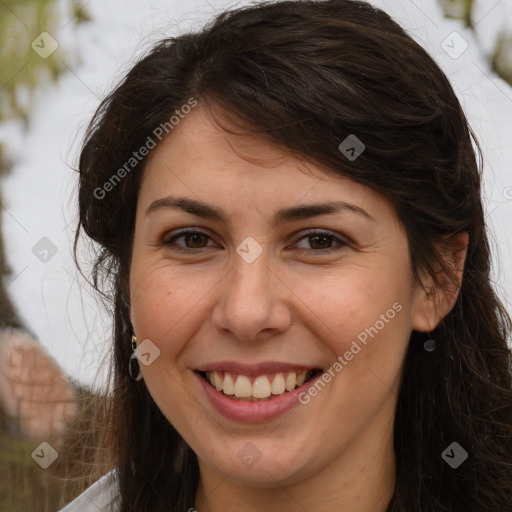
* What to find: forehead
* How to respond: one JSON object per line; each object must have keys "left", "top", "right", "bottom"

{"left": 142, "top": 105, "right": 327, "bottom": 184}
{"left": 137, "top": 105, "right": 397, "bottom": 226}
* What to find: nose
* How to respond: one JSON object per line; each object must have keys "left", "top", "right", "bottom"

{"left": 211, "top": 248, "right": 292, "bottom": 342}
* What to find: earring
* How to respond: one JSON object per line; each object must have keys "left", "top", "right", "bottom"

{"left": 423, "top": 332, "right": 437, "bottom": 352}
{"left": 129, "top": 334, "right": 143, "bottom": 381}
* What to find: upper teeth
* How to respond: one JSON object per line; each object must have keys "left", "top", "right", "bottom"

{"left": 206, "top": 370, "right": 311, "bottom": 399}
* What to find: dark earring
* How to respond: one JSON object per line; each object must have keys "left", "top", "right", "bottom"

{"left": 423, "top": 332, "right": 437, "bottom": 352}
{"left": 129, "top": 334, "right": 143, "bottom": 381}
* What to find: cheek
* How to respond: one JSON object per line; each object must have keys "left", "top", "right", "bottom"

{"left": 128, "top": 261, "right": 206, "bottom": 427}
{"left": 291, "top": 264, "right": 411, "bottom": 346}
{"left": 130, "top": 261, "right": 206, "bottom": 342}
{"left": 292, "top": 261, "right": 413, "bottom": 400}
{"left": 129, "top": 259, "right": 226, "bottom": 396}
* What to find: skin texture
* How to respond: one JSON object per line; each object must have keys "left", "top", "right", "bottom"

{"left": 129, "top": 105, "right": 467, "bottom": 512}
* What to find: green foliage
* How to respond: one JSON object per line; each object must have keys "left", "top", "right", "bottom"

{"left": 0, "top": 2, "right": 88, "bottom": 506}
{"left": 70, "top": 1, "right": 91, "bottom": 23}
{"left": 0, "top": 422, "right": 64, "bottom": 512}
{"left": 0, "top": 0, "right": 62, "bottom": 121}
{"left": 437, "top": 0, "right": 474, "bottom": 26}
{"left": 493, "top": 35, "right": 512, "bottom": 86}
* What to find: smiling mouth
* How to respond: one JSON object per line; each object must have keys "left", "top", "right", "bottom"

{"left": 198, "top": 369, "right": 322, "bottom": 401}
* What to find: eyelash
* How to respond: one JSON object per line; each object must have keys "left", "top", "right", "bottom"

{"left": 161, "top": 229, "right": 349, "bottom": 254}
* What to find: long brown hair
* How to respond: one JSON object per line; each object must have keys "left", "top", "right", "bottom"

{"left": 72, "top": 1, "right": 512, "bottom": 510}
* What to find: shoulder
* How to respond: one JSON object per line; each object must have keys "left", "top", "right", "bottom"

{"left": 58, "top": 469, "right": 119, "bottom": 512}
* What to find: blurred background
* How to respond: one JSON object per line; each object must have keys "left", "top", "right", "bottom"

{"left": 0, "top": 0, "right": 511, "bottom": 510}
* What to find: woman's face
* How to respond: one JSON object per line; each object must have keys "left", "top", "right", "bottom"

{"left": 129, "top": 105, "right": 432, "bottom": 488}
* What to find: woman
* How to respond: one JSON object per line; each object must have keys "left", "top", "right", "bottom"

{"left": 60, "top": 0, "right": 512, "bottom": 510}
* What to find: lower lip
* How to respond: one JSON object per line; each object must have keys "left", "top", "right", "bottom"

{"left": 195, "top": 372, "right": 322, "bottom": 423}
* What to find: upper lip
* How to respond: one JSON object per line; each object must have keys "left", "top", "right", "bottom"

{"left": 195, "top": 361, "right": 321, "bottom": 376}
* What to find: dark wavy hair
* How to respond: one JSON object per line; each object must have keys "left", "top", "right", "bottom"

{"left": 72, "top": 1, "right": 512, "bottom": 510}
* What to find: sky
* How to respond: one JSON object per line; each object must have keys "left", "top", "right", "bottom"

{"left": 1, "top": 0, "right": 511, "bottom": 389}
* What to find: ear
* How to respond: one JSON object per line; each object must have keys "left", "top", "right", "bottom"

{"left": 411, "top": 231, "right": 469, "bottom": 332}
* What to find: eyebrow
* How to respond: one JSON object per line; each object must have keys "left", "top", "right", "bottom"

{"left": 145, "top": 196, "right": 374, "bottom": 227}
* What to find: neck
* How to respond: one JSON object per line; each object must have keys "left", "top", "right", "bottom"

{"left": 194, "top": 413, "right": 396, "bottom": 512}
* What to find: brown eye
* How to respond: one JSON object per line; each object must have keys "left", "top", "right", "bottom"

{"left": 181, "top": 232, "right": 209, "bottom": 248}
{"left": 294, "top": 230, "right": 348, "bottom": 252}
{"left": 308, "top": 234, "right": 334, "bottom": 250}
{"left": 163, "top": 230, "right": 216, "bottom": 252}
